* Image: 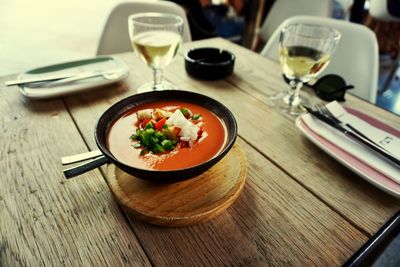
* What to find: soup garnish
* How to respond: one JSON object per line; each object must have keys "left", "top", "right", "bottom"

{"left": 130, "top": 107, "right": 203, "bottom": 154}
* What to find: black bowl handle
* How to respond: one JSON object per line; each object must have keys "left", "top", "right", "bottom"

{"left": 63, "top": 155, "right": 110, "bottom": 179}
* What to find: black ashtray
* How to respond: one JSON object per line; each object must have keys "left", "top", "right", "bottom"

{"left": 185, "top": 48, "right": 235, "bottom": 80}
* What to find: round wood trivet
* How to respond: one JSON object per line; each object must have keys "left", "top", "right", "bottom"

{"left": 106, "top": 144, "right": 246, "bottom": 227}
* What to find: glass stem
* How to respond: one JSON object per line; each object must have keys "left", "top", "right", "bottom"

{"left": 153, "top": 69, "right": 163, "bottom": 90}
{"left": 288, "top": 80, "right": 303, "bottom": 106}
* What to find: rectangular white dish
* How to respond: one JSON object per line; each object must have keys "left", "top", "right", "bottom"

{"left": 17, "top": 56, "right": 129, "bottom": 99}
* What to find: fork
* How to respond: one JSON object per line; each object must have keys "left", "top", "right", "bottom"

{"left": 314, "top": 104, "right": 389, "bottom": 151}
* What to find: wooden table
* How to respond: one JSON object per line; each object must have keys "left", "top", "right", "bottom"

{"left": 1, "top": 38, "right": 399, "bottom": 266}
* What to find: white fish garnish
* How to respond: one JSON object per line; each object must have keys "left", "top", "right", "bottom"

{"left": 167, "top": 109, "right": 199, "bottom": 143}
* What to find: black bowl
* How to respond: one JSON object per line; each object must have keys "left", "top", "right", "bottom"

{"left": 185, "top": 48, "right": 235, "bottom": 80}
{"left": 95, "top": 90, "right": 237, "bottom": 183}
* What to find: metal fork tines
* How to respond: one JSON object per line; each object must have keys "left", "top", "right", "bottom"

{"left": 313, "top": 104, "right": 389, "bottom": 152}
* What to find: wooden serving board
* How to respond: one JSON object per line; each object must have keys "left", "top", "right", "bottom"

{"left": 106, "top": 144, "right": 247, "bottom": 227}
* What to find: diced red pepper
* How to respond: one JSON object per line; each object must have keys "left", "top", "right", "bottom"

{"left": 140, "top": 118, "right": 151, "bottom": 129}
{"left": 197, "top": 128, "right": 203, "bottom": 138}
{"left": 155, "top": 117, "right": 166, "bottom": 131}
{"left": 179, "top": 141, "right": 189, "bottom": 148}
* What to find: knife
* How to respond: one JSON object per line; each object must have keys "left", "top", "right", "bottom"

{"left": 5, "top": 68, "right": 125, "bottom": 86}
{"left": 303, "top": 106, "right": 400, "bottom": 167}
{"left": 5, "top": 72, "right": 81, "bottom": 86}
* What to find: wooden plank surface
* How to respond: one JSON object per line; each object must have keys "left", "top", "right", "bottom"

{"left": 0, "top": 75, "right": 151, "bottom": 266}
{"left": 61, "top": 39, "right": 379, "bottom": 265}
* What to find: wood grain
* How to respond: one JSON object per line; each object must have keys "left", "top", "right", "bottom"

{"left": 0, "top": 75, "right": 151, "bottom": 266}
{"left": 106, "top": 144, "right": 246, "bottom": 227}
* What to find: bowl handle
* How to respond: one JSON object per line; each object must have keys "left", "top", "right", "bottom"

{"left": 63, "top": 155, "right": 110, "bottom": 179}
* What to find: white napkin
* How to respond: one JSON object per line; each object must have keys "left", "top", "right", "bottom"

{"left": 326, "top": 101, "right": 400, "bottom": 159}
{"left": 301, "top": 112, "right": 400, "bottom": 184}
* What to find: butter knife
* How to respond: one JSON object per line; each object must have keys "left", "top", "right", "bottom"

{"left": 5, "top": 69, "right": 125, "bottom": 86}
{"left": 5, "top": 73, "right": 80, "bottom": 86}
{"left": 303, "top": 106, "right": 400, "bottom": 167}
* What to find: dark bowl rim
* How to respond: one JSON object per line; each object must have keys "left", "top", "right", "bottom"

{"left": 94, "top": 90, "right": 237, "bottom": 178}
{"left": 184, "top": 47, "right": 236, "bottom": 67}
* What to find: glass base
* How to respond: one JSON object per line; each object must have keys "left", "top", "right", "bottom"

{"left": 137, "top": 80, "right": 179, "bottom": 94}
{"left": 267, "top": 91, "right": 309, "bottom": 116}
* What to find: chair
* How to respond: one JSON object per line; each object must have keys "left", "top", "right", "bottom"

{"left": 257, "top": 0, "right": 333, "bottom": 45}
{"left": 241, "top": 0, "right": 266, "bottom": 49}
{"left": 261, "top": 15, "right": 379, "bottom": 103}
{"left": 369, "top": 0, "right": 400, "bottom": 22}
{"left": 97, "top": 1, "right": 192, "bottom": 55}
{"left": 369, "top": 0, "right": 400, "bottom": 94}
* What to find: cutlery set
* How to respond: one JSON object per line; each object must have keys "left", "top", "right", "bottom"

{"left": 303, "top": 105, "right": 400, "bottom": 167}
{"left": 314, "top": 104, "right": 378, "bottom": 146}
{"left": 61, "top": 150, "right": 108, "bottom": 179}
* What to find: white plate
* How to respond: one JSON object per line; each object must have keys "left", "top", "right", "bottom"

{"left": 296, "top": 108, "right": 400, "bottom": 199}
{"left": 18, "top": 56, "right": 129, "bottom": 99}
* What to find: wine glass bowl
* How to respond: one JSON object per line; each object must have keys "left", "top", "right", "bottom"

{"left": 128, "top": 13, "right": 183, "bottom": 93}
{"left": 269, "top": 23, "right": 341, "bottom": 115}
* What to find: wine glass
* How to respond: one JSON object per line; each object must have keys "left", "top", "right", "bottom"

{"left": 128, "top": 13, "right": 183, "bottom": 93}
{"left": 268, "top": 23, "right": 341, "bottom": 115}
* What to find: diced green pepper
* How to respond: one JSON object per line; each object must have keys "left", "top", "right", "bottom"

{"left": 180, "top": 107, "right": 192, "bottom": 118}
{"left": 130, "top": 123, "right": 177, "bottom": 154}
{"left": 145, "top": 121, "right": 154, "bottom": 129}
{"left": 192, "top": 114, "right": 201, "bottom": 120}
{"left": 152, "top": 144, "right": 165, "bottom": 153}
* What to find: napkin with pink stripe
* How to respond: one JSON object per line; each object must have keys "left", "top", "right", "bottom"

{"left": 326, "top": 101, "right": 400, "bottom": 160}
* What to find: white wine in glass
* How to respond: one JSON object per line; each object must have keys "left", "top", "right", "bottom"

{"left": 128, "top": 13, "right": 183, "bottom": 93}
{"left": 269, "top": 23, "right": 341, "bottom": 115}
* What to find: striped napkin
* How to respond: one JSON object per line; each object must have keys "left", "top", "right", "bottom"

{"left": 301, "top": 104, "right": 400, "bottom": 184}
{"left": 326, "top": 101, "right": 400, "bottom": 160}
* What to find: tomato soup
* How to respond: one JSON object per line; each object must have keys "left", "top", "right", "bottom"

{"left": 107, "top": 101, "right": 227, "bottom": 170}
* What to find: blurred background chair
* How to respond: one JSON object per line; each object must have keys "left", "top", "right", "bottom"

{"left": 254, "top": 0, "right": 333, "bottom": 51}
{"left": 370, "top": 0, "right": 400, "bottom": 21}
{"left": 368, "top": 0, "right": 400, "bottom": 95}
{"left": 240, "top": 0, "right": 266, "bottom": 49}
{"left": 261, "top": 15, "right": 379, "bottom": 103}
{"left": 97, "top": 1, "right": 191, "bottom": 55}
